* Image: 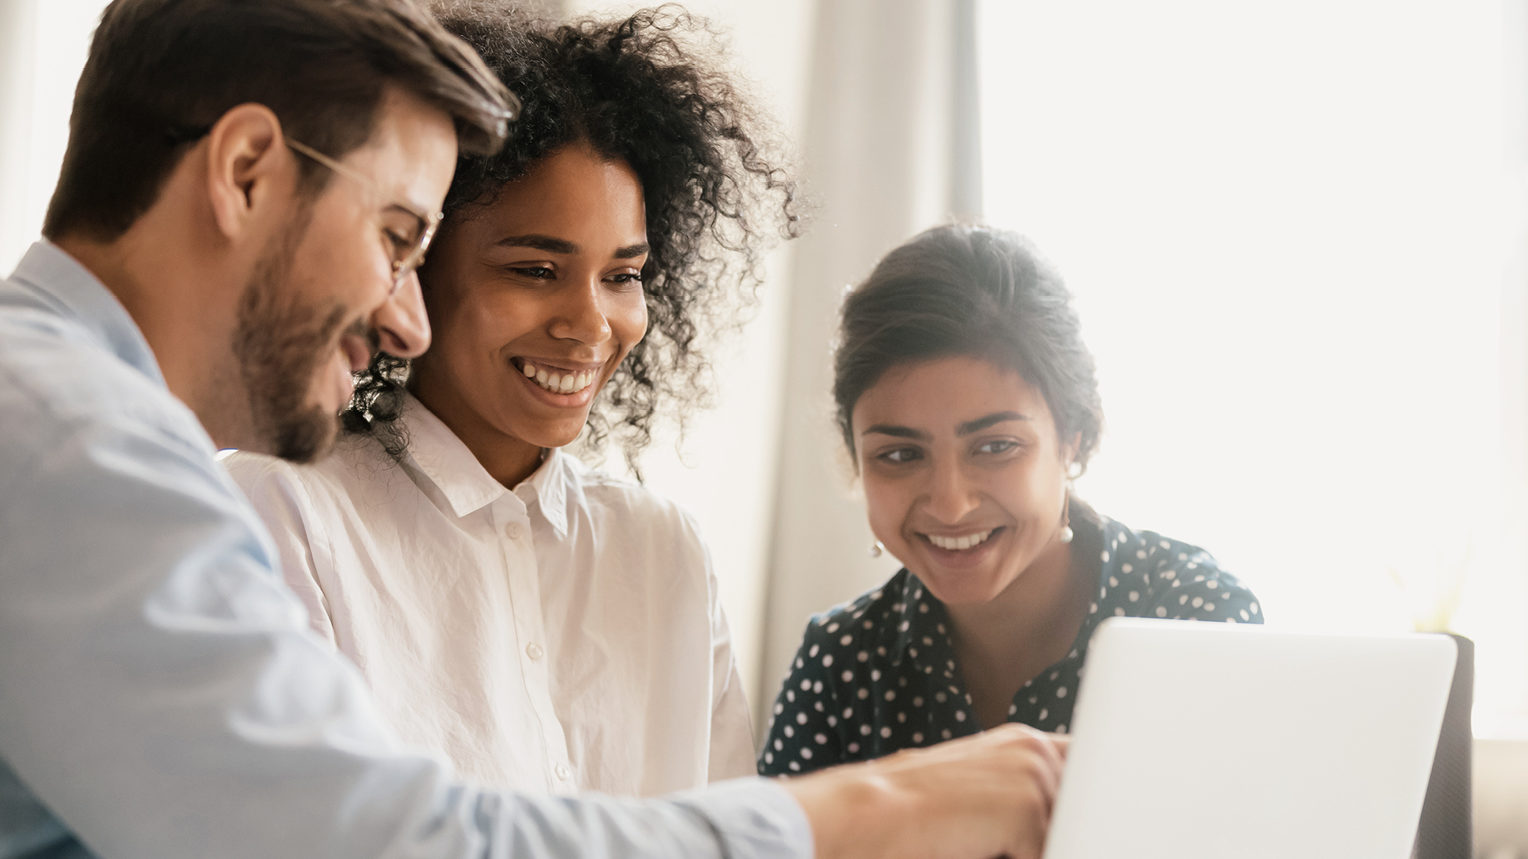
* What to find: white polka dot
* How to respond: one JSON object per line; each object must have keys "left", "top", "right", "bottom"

{"left": 935, "top": 691, "right": 947, "bottom": 703}
{"left": 800, "top": 747, "right": 813, "bottom": 760}
{"left": 822, "top": 654, "right": 834, "bottom": 668}
{"left": 785, "top": 690, "right": 795, "bottom": 702}
{"left": 1206, "top": 580, "right": 1219, "bottom": 590}
{"left": 1179, "top": 595, "right": 1189, "bottom": 605}
{"left": 812, "top": 681, "right": 823, "bottom": 694}
{"left": 1156, "top": 606, "right": 1168, "bottom": 617}
{"left": 1128, "top": 591, "right": 1139, "bottom": 602}
{"left": 841, "top": 670, "right": 853, "bottom": 683}
{"left": 913, "top": 696, "right": 925, "bottom": 707}
{"left": 827, "top": 716, "right": 838, "bottom": 727}
{"left": 794, "top": 658, "right": 803, "bottom": 669}
{"left": 809, "top": 644, "right": 820, "bottom": 657}
{"left": 896, "top": 711, "right": 907, "bottom": 723}
{"left": 870, "top": 669, "right": 881, "bottom": 681}
{"left": 773, "top": 702, "right": 783, "bottom": 715}
{"left": 1039, "top": 708, "right": 1049, "bottom": 720}
{"left": 884, "top": 690, "right": 896, "bottom": 702}
{"left": 839, "top": 634, "right": 852, "bottom": 646}
{"left": 912, "top": 732, "right": 924, "bottom": 743}
{"left": 880, "top": 726, "right": 893, "bottom": 738}
{"left": 857, "top": 688, "right": 869, "bottom": 700}
{"left": 1251, "top": 603, "right": 1261, "bottom": 615}
{"left": 826, "top": 622, "right": 840, "bottom": 633}
{"left": 1240, "top": 609, "right": 1250, "bottom": 621}
{"left": 848, "top": 742, "right": 860, "bottom": 754}
{"left": 955, "top": 710, "right": 967, "bottom": 722}
{"left": 1122, "top": 563, "right": 1133, "bottom": 573}
{"left": 788, "top": 761, "right": 800, "bottom": 772}
{"left": 783, "top": 725, "right": 794, "bottom": 738}
{"left": 859, "top": 724, "right": 871, "bottom": 736}
{"left": 1161, "top": 569, "right": 1176, "bottom": 579}
{"left": 1203, "top": 602, "right": 1216, "bottom": 612}
{"left": 764, "top": 751, "right": 774, "bottom": 764}
{"left": 842, "top": 707, "right": 853, "bottom": 718}
{"left": 800, "top": 679, "right": 811, "bottom": 691}
{"left": 774, "top": 739, "right": 782, "bottom": 751}
{"left": 1113, "top": 607, "right": 1126, "bottom": 616}
{"left": 1056, "top": 686, "right": 1068, "bottom": 698}
{"left": 1109, "top": 576, "right": 1119, "bottom": 587}
{"left": 857, "top": 651, "right": 869, "bottom": 662}
{"left": 1101, "top": 550, "right": 1111, "bottom": 563}
{"left": 1159, "top": 540, "right": 1171, "bottom": 549}
{"left": 1191, "top": 596, "right": 1204, "bottom": 608}
{"left": 941, "top": 729, "right": 952, "bottom": 740}
{"left": 796, "top": 712, "right": 808, "bottom": 725}
{"left": 1136, "top": 549, "right": 1147, "bottom": 559}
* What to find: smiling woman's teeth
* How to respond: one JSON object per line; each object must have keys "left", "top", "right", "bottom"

{"left": 520, "top": 360, "right": 596, "bottom": 395}
{"left": 927, "top": 529, "right": 995, "bottom": 551}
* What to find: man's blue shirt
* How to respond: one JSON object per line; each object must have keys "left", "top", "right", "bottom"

{"left": 0, "top": 241, "right": 811, "bottom": 859}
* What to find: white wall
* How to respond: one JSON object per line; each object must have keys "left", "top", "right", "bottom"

{"left": 0, "top": 0, "right": 107, "bottom": 273}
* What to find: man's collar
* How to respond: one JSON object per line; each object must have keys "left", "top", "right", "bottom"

{"left": 7, "top": 240, "right": 164, "bottom": 388}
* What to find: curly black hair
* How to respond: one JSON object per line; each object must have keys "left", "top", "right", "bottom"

{"left": 342, "top": 2, "right": 799, "bottom": 472}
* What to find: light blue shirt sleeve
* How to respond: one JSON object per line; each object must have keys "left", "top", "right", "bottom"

{"left": 0, "top": 242, "right": 813, "bottom": 859}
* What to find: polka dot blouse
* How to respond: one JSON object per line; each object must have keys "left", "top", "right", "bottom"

{"left": 757, "top": 506, "right": 1262, "bottom": 776}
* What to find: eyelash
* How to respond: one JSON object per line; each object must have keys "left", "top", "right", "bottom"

{"left": 502, "top": 266, "right": 644, "bottom": 286}
{"left": 870, "top": 439, "right": 1022, "bottom": 466}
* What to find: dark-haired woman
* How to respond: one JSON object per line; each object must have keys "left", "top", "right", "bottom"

{"left": 758, "top": 224, "right": 1260, "bottom": 776}
{"left": 226, "top": 4, "right": 796, "bottom": 797}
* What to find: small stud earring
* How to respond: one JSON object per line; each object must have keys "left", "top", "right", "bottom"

{"left": 869, "top": 540, "right": 885, "bottom": 558}
{"left": 1059, "top": 524, "right": 1074, "bottom": 545}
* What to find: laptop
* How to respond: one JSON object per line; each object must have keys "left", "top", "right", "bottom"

{"left": 1042, "top": 618, "right": 1456, "bottom": 859}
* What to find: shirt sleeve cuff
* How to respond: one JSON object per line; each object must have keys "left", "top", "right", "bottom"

{"left": 668, "top": 777, "right": 814, "bottom": 859}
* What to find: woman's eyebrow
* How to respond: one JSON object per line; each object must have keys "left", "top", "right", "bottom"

{"left": 956, "top": 411, "right": 1031, "bottom": 436}
{"left": 494, "top": 234, "right": 578, "bottom": 254}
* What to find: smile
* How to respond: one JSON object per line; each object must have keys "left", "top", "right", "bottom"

{"left": 518, "top": 359, "right": 598, "bottom": 395}
{"left": 923, "top": 528, "right": 997, "bottom": 552}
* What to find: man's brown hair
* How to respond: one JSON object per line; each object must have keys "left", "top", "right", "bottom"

{"left": 43, "top": 0, "right": 516, "bottom": 242}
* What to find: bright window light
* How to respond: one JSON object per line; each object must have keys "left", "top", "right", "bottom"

{"left": 979, "top": 0, "right": 1526, "bottom": 724}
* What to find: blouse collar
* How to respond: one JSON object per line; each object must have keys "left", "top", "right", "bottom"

{"left": 398, "top": 392, "right": 569, "bottom": 538}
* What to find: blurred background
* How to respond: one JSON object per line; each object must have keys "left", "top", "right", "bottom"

{"left": 4, "top": 0, "right": 1526, "bottom": 850}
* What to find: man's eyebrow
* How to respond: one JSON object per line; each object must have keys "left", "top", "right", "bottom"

{"left": 493, "top": 234, "right": 579, "bottom": 254}
{"left": 861, "top": 424, "right": 930, "bottom": 441}
{"left": 957, "top": 411, "right": 1031, "bottom": 436}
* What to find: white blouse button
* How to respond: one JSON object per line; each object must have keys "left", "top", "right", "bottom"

{"left": 504, "top": 522, "right": 523, "bottom": 540}
{"left": 554, "top": 763, "right": 571, "bottom": 780}
{"left": 525, "top": 642, "right": 544, "bottom": 661}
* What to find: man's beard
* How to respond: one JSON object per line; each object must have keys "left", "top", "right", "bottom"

{"left": 230, "top": 225, "right": 371, "bottom": 463}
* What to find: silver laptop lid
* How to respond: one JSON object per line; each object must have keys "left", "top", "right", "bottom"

{"left": 1043, "top": 618, "right": 1456, "bottom": 859}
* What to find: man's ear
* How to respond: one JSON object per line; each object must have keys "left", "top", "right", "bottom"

{"left": 203, "top": 103, "right": 287, "bottom": 241}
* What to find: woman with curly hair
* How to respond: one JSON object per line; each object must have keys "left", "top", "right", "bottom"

{"left": 226, "top": 1, "right": 797, "bottom": 797}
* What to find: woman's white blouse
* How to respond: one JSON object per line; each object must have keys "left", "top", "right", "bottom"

{"left": 223, "top": 395, "right": 755, "bottom": 796}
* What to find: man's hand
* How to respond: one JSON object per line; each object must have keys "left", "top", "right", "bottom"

{"left": 781, "top": 724, "right": 1068, "bottom": 859}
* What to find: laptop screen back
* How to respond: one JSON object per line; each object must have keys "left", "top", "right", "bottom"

{"left": 1043, "top": 618, "right": 1456, "bottom": 859}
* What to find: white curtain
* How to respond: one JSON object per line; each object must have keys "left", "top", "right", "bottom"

{"left": 754, "top": 0, "right": 982, "bottom": 727}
